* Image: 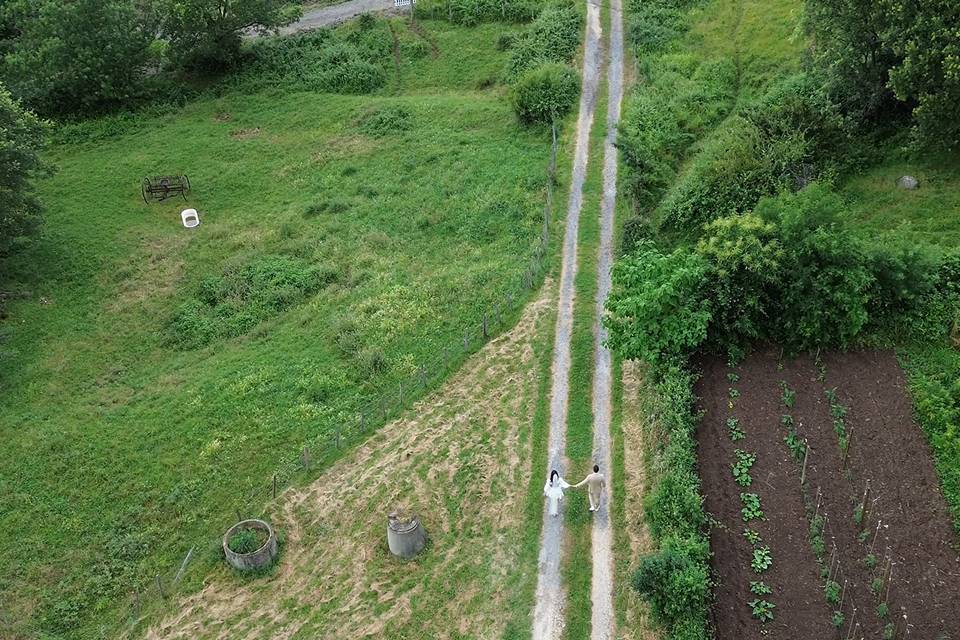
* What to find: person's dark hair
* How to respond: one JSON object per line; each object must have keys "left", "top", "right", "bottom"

{"left": 550, "top": 469, "right": 559, "bottom": 483}
{"left": 593, "top": 464, "right": 599, "bottom": 473}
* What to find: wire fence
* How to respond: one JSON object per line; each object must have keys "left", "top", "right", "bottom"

{"left": 122, "top": 123, "right": 560, "bottom": 632}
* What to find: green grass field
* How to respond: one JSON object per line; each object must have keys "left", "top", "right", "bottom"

{"left": 0, "top": 16, "right": 558, "bottom": 639}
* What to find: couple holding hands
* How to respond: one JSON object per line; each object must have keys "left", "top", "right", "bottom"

{"left": 543, "top": 464, "right": 606, "bottom": 517}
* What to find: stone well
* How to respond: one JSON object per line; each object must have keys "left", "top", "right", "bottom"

{"left": 223, "top": 518, "right": 278, "bottom": 571}
{"left": 387, "top": 512, "right": 427, "bottom": 559}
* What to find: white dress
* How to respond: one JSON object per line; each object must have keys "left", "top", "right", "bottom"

{"left": 544, "top": 477, "right": 571, "bottom": 516}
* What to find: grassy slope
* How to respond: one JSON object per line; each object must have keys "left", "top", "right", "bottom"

{"left": 0, "top": 18, "right": 556, "bottom": 639}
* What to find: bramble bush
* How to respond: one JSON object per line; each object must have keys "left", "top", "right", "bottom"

{"left": 509, "top": 63, "right": 579, "bottom": 124}
{"left": 418, "top": 0, "right": 541, "bottom": 25}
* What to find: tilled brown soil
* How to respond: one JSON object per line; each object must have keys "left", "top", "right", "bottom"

{"left": 792, "top": 350, "right": 960, "bottom": 638}
{"left": 697, "top": 347, "right": 960, "bottom": 639}
{"left": 696, "top": 354, "right": 833, "bottom": 639}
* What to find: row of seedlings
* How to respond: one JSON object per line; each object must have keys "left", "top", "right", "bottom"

{"left": 727, "top": 369, "right": 776, "bottom": 625}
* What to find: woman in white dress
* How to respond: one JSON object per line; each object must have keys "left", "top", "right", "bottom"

{"left": 544, "top": 469, "right": 571, "bottom": 517}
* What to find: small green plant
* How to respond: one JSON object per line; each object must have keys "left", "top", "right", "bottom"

{"left": 883, "top": 622, "right": 895, "bottom": 639}
{"left": 832, "top": 611, "right": 845, "bottom": 628}
{"left": 871, "top": 577, "right": 884, "bottom": 595}
{"left": 750, "top": 581, "right": 772, "bottom": 595}
{"left": 858, "top": 530, "right": 870, "bottom": 543}
{"left": 780, "top": 414, "right": 794, "bottom": 428}
{"left": 751, "top": 546, "right": 773, "bottom": 573}
{"left": 876, "top": 602, "right": 889, "bottom": 618}
{"left": 749, "top": 599, "right": 776, "bottom": 622}
{"left": 727, "top": 372, "right": 740, "bottom": 383}
{"left": 228, "top": 528, "right": 266, "bottom": 555}
{"left": 740, "top": 493, "right": 764, "bottom": 522}
{"left": 731, "top": 450, "right": 757, "bottom": 486}
{"left": 727, "top": 417, "right": 745, "bottom": 441}
{"left": 824, "top": 580, "right": 841, "bottom": 605}
{"left": 854, "top": 504, "right": 864, "bottom": 526}
{"left": 743, "top": 528, "right": 762, "bottom": 545}
{"left": 780, "top": 381, "right": 795, "bottom": 408}
{"left": 729, "top": 387, "right": 741, "bottom": 399}
{"left": 863, "top": 553, "right": 877, "bottom": 569}
{"left": 784, "top": 431, "right": 805, "bottom": 461}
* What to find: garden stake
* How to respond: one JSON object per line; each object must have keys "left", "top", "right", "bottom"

{"left": 845, "top": 609, "right": 857, "bottom": 640}
{"left": 156, "top": 574, "right": 166, "bottom": 600}
{"left": 870, "top": 520, "right": 882, "bottom": 555}
{"left": 839, "top": 579, "right": 847, "bottom": 612}
{"left": 815, "top": 487, "right": 822, "bottom": 521}
{"left": 860, "top": 481, "right": 871, "bottom": 528}
{"left": 800, "top": 441, "right": 810, "bottom": 486}
{"left": 885, "top": 566, "right": 893, "bottom": 604}
{"left": 842, "top": 428, "right": 854, "bottom": 468}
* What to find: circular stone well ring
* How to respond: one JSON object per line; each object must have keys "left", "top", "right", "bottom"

{"left": 222, "top": 518, "right": 278, "bottom": 571}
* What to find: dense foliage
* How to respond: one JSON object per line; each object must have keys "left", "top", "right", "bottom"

{"left": 509, "top": 63, "right": 580, "bottom": 124}
{"left": 806, "top": 0, "right": 960, "bottom": 146}
{"left": 632, "top": 365, "right": 711, "bottom": 640}
{"left": 0, "top": 86, "right": 48, "bottom": 257}
{"left": 1, "top": 0, "right": 157, "bottom": 116}
{"left": 157, "top": 0, "right": 302, "bottom": 72}
{"left": 0, "top": 0, "right": 301, "bottom": 115}
{"left": 504, "top": 2, "right": 582, "bottom": 79}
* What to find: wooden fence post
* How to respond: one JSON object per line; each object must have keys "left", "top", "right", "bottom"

{"left": 272, "top": 474, "right": 277, "bottom": 499}
{"left": 156, "top": 574, "right": 166, "bottom": 600}
{"left": 482, "top": 315, "right": 488, "bottom": 338}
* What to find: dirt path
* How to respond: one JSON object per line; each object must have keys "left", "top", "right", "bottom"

{"left": 531, "top": 1, "right": 604, "bottom": 638}
{"left": 279, "top": 0, "right": 398, "bottom": 34}
{"left": 589, "top": 0, "right": 624, "bottom": 635}
{"left": 141, "top": 282, "right": 555, "bottom": 640}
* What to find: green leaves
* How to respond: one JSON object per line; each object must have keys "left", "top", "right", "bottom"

{"left": 740, "top": 492, "right": 764, "bottom": 522}
{"left": 509, "top": 63, "right": 580, "bottom": 125}
{"left": 731, "top": 450, "right": 756, "bottom": 487}
{"left": 748, "top": 598, "right": 775, "bottom": 622}
{"left": 604, "top": 241, "right": 711, "bottom": 366}
{"left": 751, "top": 546, "right": 773, "bottom": 573}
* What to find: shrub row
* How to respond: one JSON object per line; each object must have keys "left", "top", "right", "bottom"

{"left": 607, "top": 184, "right": 960, "bottom": 365}
{"left": 416, "top": 0, "right": 542, "bottom": 25}
{"left": 631, "top": 365, "right": 711, "bottom": 640}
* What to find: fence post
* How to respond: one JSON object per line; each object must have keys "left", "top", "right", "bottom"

{"left": 133, "top": 590, "right": 141, "bottom": 619}
{"left": 399, "top": 381, "right": 404, "bottom": 407}
{"left": 482, "top": 315, "right": 488, "bottom": 338}
{"left": 463, "top": 332, "right": 469, "bottom": 351}
{"left": 272, "top": 474, "right": 277, "bottom": 499}
{"left": 361, "top": 412, "right": 367, "bottom": 433}
{"left": 156, "top": 574, "right": 166, "bottom": 600}
{"left": 336, "top": 424, "right": 342, "bottom": 448}
{"left": 302, "top": 446, "right": 310, "bottom": 471}
{"left": 419, "top": 366, "right": 427, "bottom": 388}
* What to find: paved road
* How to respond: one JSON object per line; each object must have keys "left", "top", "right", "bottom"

{"left": 280, "top": 0, "right": 398, "bottom": 34}
{"left": 531, "top": 2, "right": 603, "bottom": 639}
{"left": 589, "top": 0, "right": 625, "bottom": 634}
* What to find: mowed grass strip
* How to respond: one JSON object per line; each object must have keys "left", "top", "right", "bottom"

{"left": 0, "top": 18, "right": 558, "bottom": 639}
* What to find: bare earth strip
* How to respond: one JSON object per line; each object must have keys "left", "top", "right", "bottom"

{"left": 531, "top": 2, "right": 603, "bottom": 639}
{"left": 618, "top": 363, "right": 660, "bottom": 640}
{"left": 142, "top": 282, "right": 555, "bottom": 640}
{"left": 588, "top": 0, "right": 624, "bottom": 634}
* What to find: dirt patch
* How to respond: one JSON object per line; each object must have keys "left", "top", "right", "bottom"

{"left": 142, "top": 280, "right": 555, "bottom": 640}
{"left": 230, "top": 127, "right": 261, "bottom": 140}
{"left": 788, "top": 349, "right": 960, "bottom": 638}
{"left": 697, "top": 347, "right": 960, "bottom": 638}
{"left": 214, "top": 112, "right": 232, "bottom": 123}
{"left": 696, "top": 351, "right": 834, "bottom": 638}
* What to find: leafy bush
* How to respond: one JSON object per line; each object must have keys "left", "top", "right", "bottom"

{"left": 632, "top": 539, "right": 710, "bottom": 632}
{"left": 755, "top": 186, "right": 873, "bottom": 349}
{"left": 228, "top": 528, "right": 266, "bottom": 554}
{"left": 695, "top": 213, "right": 783, "bottom": 349}
{"left": 359, "top": 105, "right": 413, "bottom": 137}
{"left": 509, "top": 63, "right": 580, "bottom": 124}
{"left": 605, "top": 241, "right": 711, "bottom": 366}
{"left": 167, "top": 255, "right": 337, "bottom": 348}
{"left": 505, "top": 2, "right": 582, "bottom": 78}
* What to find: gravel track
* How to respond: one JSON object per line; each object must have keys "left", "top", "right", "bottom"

{"left": 589, "top": 0, "right": 624, "bottom": 635}
{"left": 531, "top": 2, "right": 603, "bottom": 639}
{"left": 279, "top": 0, "right": 398, "bottom": 33}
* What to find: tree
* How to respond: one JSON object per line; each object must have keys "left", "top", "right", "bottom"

{"left": 1, "top": 0, "right": 157, "bottom": 116}
{"left": 0, "top": 85, "right": 48, "bottom": 257}
{"left": 885, "top": 0, "right": 960, "bottom": 147}
{"left": 159, "top": 0, "right": 302, "bottom": 72}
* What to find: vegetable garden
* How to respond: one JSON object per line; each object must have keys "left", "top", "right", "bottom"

{"left": 696, "top": 348, "right": 960, "bottom": 638}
